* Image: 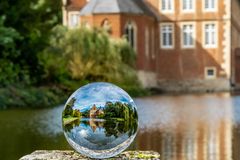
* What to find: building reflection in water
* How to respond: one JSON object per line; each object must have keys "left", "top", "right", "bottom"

{"left": 89, "top": 119, "right": 104, "bottom": 132}
{"left": 134, "top": 93, "right": 235, "bottom": 160}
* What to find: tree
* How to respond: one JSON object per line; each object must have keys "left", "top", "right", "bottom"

{"left": 63, "top": 98, "right": 76, "bottom": 117}
{"left": 0, "top": 0, "right": 62, "bottom": 85}
{"left": 39, "top": 25, "right": 140, "bottom": 88}
{"left": 0, "top": 16, "right": 23, "bottom": 86}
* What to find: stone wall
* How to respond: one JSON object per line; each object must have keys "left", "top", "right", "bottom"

{"left": 157, "top": 79, "right": 231, "bottom": 92}
{"left": 138, "top": 70, "right": 157, "bottom": 88}
{"left": 20, "top": 150, "right": 160, "bottom": 160}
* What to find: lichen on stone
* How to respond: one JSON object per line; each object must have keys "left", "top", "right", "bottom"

{"left": 20, "top": 150, "right": 160, "bottom": 160}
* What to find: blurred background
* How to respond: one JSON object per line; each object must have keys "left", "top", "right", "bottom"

{"left": 1, "top": 0, "right": 240, "bottom": 160}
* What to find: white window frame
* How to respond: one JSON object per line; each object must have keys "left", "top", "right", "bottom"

{"left": 124, "top": 21, "right": 138, "bottom": 51}
{"left": 181, "top": 0, "right": 195, "bottom": 13}
{"left": 205, "top": 67, "right": 217, "bottom": 79}
{"left": 160, "top": 23, "right": 174, "bottom": 49}
{"left": 203, "top": 0, "right": 217, "bottom": 12}
{"left": 202, "top": 22, "right": 218, "bottom": 48}
{"left": 160, "top": 0, "right": 174, "bottom": 13}
{"left": 180, "top": 22, "right": 196, "bottom": 49}
{"left": 68, "top": 11, "right": 80, "bottom": 28}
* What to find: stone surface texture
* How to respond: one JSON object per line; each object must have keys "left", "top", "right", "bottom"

{"left": 20, "top": 150, "right": 160, "bottom": 160}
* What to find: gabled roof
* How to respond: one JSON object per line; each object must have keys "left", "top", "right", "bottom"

{"left": 79, "top": 0, "right": 157, "bottom": 19}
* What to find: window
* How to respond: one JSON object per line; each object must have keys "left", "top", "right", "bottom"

{"left": 124, "top": 21, "right": 137, "bottom": 50}
{"left": 204, "top": 0, "right": 217, "bottom": 11}
{"left": 101, "top": 19, "right": 112, "bottom": 34}
{"left": 181, "top": 23, "right": 195, "bottom": 48}
{"left": 205, "top": 67, "right": 217, "bottom": 79}
{"left": 161, "top": 0, "right": 174, "bottom": 13}
{"left": 204, "top": 23, "right": 217, "bottom": 48}
{"left": 69, "top": 13, "right": 80, "bottom": 28}
{"left": 160, "top": 24, "right": 174, "bottom": 49}
{"left": 182, "top": 0, "right": 194, "bottom": 12}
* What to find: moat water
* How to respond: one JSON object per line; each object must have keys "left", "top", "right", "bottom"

{"left": 1, "top": 93, "right": 240, "bottom": 160}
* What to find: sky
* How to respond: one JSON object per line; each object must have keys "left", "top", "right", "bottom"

{"left": 67, "top": 82, "right": 136, "bottom": 111}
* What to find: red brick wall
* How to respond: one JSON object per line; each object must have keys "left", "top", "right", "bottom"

{"left": 157, "top": 0, "right": 227, "bottom": 80}
{"left": 158, "top": 21, "right": 225, "bottom": 80}
{"left": 66, "top": 0, "right": 87, "bottom": 10}
{"left": 81, "top": 14, "right": 122, "bottom": 38}
{"left": 158, "top": 0, "right": 225, "bottom": 21}
{"left": 119, "top": 14, "right": 157, "bottom": 72}
{"left": 81, "top": 13, "right": 158, "bottom": 73}
{"left": 73, "top": 0, "right": 235, "bottom": 84}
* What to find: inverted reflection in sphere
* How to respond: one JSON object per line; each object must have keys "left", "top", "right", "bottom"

{"left": 62, "top": 82, "right": 138, "bottom": 159}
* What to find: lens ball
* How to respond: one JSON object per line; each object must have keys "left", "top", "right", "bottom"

{"left": 62, "top": 82, "right": 138, "bottom": 159}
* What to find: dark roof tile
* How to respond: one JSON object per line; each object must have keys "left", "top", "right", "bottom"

{"left": 79, "top": 0, "right": 158, "bottom": 20}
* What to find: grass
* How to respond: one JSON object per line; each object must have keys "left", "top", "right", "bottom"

{"left": 109, "top": 118, "right": 125, "bottom": 121}
{"left": 63, "top": 117, "right": 79, "bottom": 125}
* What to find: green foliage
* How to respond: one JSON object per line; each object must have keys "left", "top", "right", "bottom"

{"left": 102, "top": 102, "right": 138, "bottom": 137}
{"left": 103, "top": 102, "right": 138, "bottom": 120}
{"left": 0, "top": 16, "right": 21, "bottom": 58}
{"left": 62, "top": 98, "right": 75, "bottom": 118}
{"left": 113, "top": 39, "right": 136, "bottom": 68}
{"left": 0, "top": 16, "right": 25, "bottom": 86}
{"left": 0, "top": 0, "right": 146, "bottom": 108}
{"left": 0, "top": 86, "right": 67, "bottom": 109}
{"left": 72, "top": 110, "right": 81, "bottom": 118}
{"left": 0, "top": 0, "right": 62, "bottom": 85}
{"left": 81, "top": 109, "right": 90, "bottom": 118}
{"left": 38, "top": 26, "right": 69, "bottom": 83}
{"left": 39, "top": 25, "right": 141, "bottom": 92}
{"left": 62, "top": 98, "right": 82, "bottom": 119}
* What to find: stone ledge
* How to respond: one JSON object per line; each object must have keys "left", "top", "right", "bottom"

{"left": 20, "top": 150, "right": 160, "bottom": 160}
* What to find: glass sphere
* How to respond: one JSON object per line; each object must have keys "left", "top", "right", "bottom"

{"left": 62, "top": 82, "right": 138, "bottom": 159}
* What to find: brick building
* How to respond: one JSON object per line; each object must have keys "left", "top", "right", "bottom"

{"left": 62, "top": 0, "right": 240, "bottom": 91}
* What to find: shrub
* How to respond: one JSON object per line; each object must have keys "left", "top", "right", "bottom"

{"left": 0, "top": 86, "right": 67, "bottom": 109}
{"left": 39, "top": 25, "right": 143, "bottom": 92}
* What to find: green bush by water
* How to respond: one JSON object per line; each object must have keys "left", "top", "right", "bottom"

{"left": 0, "top": 23, "right": 147, "bottom": 109}
{"left": 0, "top": 86, "right": 68, "bottom": 109}
{"left": 38, "top": 26, "right": 140, "bottom": 86}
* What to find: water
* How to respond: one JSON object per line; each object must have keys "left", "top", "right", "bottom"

{"left": 0, "top": 93, "right": 240, "bottom": 160}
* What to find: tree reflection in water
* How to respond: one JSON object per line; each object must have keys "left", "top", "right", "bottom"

{"left": 63, "top": 99, "right": 138, "bottom": 139}
{"left": 62, "top": 100, "right": 138, "bottom": 152}
{"left": 63, "top": 117, "right": 138, "bottom": 139}
{"left": 62, "top": 82, "right": 138, "bottom": 158}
